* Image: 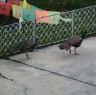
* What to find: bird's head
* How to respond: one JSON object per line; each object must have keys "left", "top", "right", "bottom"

{"left": 80, "top": 30, "right": 87, "bottom": 39}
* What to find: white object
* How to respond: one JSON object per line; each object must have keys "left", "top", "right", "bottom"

{"left": 19, "top": 16, "right": 23, "bottom": 31}
{"left": 60, "top": 16, "right": 73, "bottom": 22}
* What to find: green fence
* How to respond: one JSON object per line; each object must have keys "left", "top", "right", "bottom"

{"left": 0, "top": 5, "right": 96, "bottom": 57}
{"left": 0, "top": 21, "right": 34, "bottom": 57}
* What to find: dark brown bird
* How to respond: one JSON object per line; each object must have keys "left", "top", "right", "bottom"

{"left": 8, "top": 39, "right": 37, "bottom": 59}
{"left": 59, "top": 32, "right": 87, "bottom": 55}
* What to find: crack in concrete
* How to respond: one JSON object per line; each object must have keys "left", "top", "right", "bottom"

{"left": 0, "top": 71, "right": 28, "bottom": 95}
{"left": 14, "top": 81, "right": 28, "bottom": 95}
{"left": 0, "top": 72, "right": 14, "bottom": 81}
{"left": 13, "top": 81, "right": 28, "bottom": 95}
{"left": 24, "top": 87, "right": 28, "bottom": 95}
{"left": 5, "top": 58, "right": 96, "bottom": 88}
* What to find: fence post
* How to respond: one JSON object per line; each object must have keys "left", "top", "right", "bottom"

{"left": 72, "top": 10, "right": 75, "bottom": 37}
{"left": 32, "top": 20, "right": 36, "bottom": 43}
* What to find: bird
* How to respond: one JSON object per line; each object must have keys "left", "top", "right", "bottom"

{"left": 59, "top": 31, "right": 87, "bottom": 55}
{"left": 8, "top": 39, "right": 37, "bottom": 59}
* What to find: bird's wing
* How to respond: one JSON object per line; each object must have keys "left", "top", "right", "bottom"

{"left": 68, "top": 36, "right": 82, "bottom": 45}
{"left": 59, "top": 41, "right": 71, "bottom": 50}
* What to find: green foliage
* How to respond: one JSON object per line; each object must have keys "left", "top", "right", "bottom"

{"left": 27, "top": 0, "right": 96, "bottom": 11}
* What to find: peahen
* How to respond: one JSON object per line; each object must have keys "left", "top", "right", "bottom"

{"left": 8, "top": 39, "right": 37, "bottom": 59}
{"left": 59, "top": 31, "right": 87, "bottom": 55}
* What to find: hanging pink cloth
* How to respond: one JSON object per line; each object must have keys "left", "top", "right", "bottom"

{"left": 0, "top": 2, "right": 11, "bottom": 16}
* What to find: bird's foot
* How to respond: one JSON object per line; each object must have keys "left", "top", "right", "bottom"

{"left": 27, "top": 57, "right": 31, "bottom": 60}
{"left": 75, "top": 53, "right": 79, "bottom": 55}
{"left": 69, "top": 51, "right": 71, "bottom": 55}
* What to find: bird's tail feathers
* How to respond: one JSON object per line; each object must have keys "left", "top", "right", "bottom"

{"left": 59, "top": 41, "right": 71, "bottom": 50}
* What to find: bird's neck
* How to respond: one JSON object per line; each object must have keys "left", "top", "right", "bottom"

{"left": 81, "top": 34, "right": 86, "bottom": 39}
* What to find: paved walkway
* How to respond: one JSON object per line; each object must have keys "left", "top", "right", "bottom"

{"left": 0, "top": 37, "right": 96, "bottom": 95}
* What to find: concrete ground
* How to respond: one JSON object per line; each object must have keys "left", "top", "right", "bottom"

{"left": 0, "top": 37, "right": 96, "bottom": 95}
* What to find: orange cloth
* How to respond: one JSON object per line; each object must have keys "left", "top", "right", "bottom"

{"left": 36, "top": 10, "right": 48, "bottom": 23}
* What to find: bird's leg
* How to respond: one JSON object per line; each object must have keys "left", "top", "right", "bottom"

{"left": 69, "top": 48, "right": 71, "bottom": 54}
{"left": 25, "top": 51, "right": 30, "bottom": 59}
{"left": 74, "top": 47, "right": 79, "bottom": 55}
